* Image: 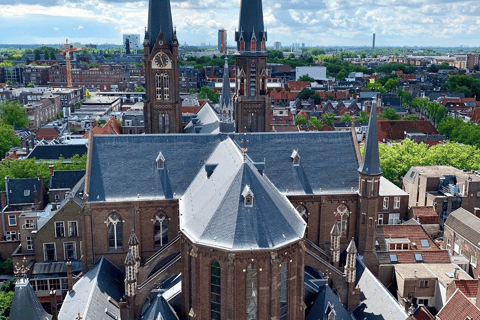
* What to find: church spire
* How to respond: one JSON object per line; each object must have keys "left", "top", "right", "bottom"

{"left": 358, "top": 103, "right": 382, "bottom": 175}
{"left": 235, "top": 0, "right": 267, "bottom": 51}
{"left": 220, "top": 57, "right": 233, "bottom": 122}
{"left": 148, "top": 0, "right": 174, "bottom": 50}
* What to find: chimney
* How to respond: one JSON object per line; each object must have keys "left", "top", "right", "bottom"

{"left": 454, "top": 267, "right": 460, "bottom": 280}
{"left": 474, "top": 207, "right": 480, "bottom": 218}
{"left": 50, "top": 289, "right": 58, "bottom": 320}
{"left": 66, "top": 261, "right": 73, "bottom": 291}
{"left": 49, "top": 165, "right": 54, "bottom": 176}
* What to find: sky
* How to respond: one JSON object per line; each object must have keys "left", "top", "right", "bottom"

{"left": 0, "top": 0, "right": 479, "bottom": 47}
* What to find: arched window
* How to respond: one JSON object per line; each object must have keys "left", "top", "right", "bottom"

{"left": 153, "top": 213, "right": 168, "bottom": 248}
{"left": 280, "top": 262, "right": 288, "bottom": 320}
{"left": 155, "top": 73, "right": 162, "bottom": 100}
{"left": 107, "top": 213, "right": 123, "bottom": 249}
{"left": 159, "top": 113, "right": 170, "bottom": 133}
{"left": 211, "top": 260, "right": 221, "bottom": 320}
{"left": 246, "top": 263, "right": 258, "bottom": 320}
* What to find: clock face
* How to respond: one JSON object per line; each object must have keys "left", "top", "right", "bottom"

{"left": 153, "top": 52, "right": 170, "bottom": 68}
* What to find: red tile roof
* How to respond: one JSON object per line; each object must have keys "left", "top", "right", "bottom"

{"left": 437, "top": 289, "right": 480, "bottom": 320}
{"left": 413, "top": 305, "right": 435, "bottom": 320}
{"left": 454, "top": 280, "right": 478, "bottom": 298}
{"left": 393, "top": 250, "right": 450, "bottom": 263}
{"left": 377, "top": 120, "right": 438, "bottom": 141}
{"left": 412, "top": 206, "right": 439, "bottom": 224}
{"left": 382, "top": 225, "right": 438, "bottom": 251}
{"left": 182, "top": 106, "right": 201, "bottom": 114}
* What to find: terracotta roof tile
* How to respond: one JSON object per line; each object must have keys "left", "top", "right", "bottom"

{"left": 377, "top": 120, "right": 438, "bottom": 141}
{"left": 381, "top": 225, "right": 438, "bottom": 251}
{"left": 393, "top": 250, "right": 450, "bottom": 263}
{"left": 454, "top": 280, "right": 478, "bottom": 298}
{"left": 413, "top": 305, "right": 435, "bottom": 320}
{"left": 437, "top": 289, "right": 480, "bottom": 320}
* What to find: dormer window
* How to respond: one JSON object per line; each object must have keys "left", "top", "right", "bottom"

{"left": 291, "top": 149, "right": 300, "bottom": 166}
{"left": 24, "top": 189, "right": 30, "bottom": 196}
{"left": 156, "top": 152, "right": 165, "bottom": 169}
{"left": 242, "top": 185, "right": 254, "bottom": 207}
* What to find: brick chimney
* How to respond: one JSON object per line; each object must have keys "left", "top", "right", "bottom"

{"left": 67, "top": 261, "right": 73, "bottom": 291}
{"left": 50, "top": 289, "right": 58, "bottom": 320}
{"left": 49, "top": 165, "right": 54, "bottom": 176}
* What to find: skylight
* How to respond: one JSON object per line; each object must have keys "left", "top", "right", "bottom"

{"left": 415, "top": 253, "right": 423, "bottom": 262}
{"left": 420, "top": 239, "right": 430, "bottom": 248}
{"left": 390, "top": 254, "right": 398, "bottom": 263}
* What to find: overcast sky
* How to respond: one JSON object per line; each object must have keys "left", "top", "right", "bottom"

{"left": 0, "top": 0, "right": 478, "bottom": 47}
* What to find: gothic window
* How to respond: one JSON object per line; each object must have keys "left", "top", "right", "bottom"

{"left": 155, "top": 73, "right": 163, "bottom": 100}
{"left": 107, "top": 213, "right": 123, "bottom": 250}
{"left": 251, "top": 40, "right": 256, "bottom": 51}
{"left": 211, "top": 260, "right": 221, "bottom": 320}
{"left": 153, "top": 213, "right": 168, "bottom": 248}
{"left": 280, "top": 262, "right": 288, "bottom": 320}
{"left": 247, "top": 113, "right": 258, "bottom": 132}
{"left": 163, "top": 74, "right": 170, "bottom": 100}
{"left": 335, "top": 204, "right": 349, "bottom": 237}
{"left": 159, "top": 113, "right": 170, "bottom": 133}
{"left": 296, "top": 205, "right": 308, "bottom": 223}
{"left": 240, "top": 40, "right": 245, "bottom": 51}
{"left": 261, "top": 41, "right": 265, "bottom": 51}
{"left": 246, "top": 263, "right": 258, "bottom": 320}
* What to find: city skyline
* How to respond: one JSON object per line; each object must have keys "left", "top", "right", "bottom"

{"left": 0, "top": 0, "right": 479, "bottom": 47}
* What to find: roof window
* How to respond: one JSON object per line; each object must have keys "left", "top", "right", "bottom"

{"left": 420, "top": 239, "right": 429, "bottom": 248}
{"left": 415, "top": 253, "right": 423, "bottom": 262}
{"left": 156, "top": 152, "right": 165, "bottom": 169}
{"left": 390, "top": 253, "right": 398, "bottom": 264}
{"left": 291, "top": 149, "right": 300, "bottom": 166}
{"left": 242, "top": 185, "right": 254, "bottom": 207}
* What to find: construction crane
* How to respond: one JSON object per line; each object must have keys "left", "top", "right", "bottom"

{"left": 58, "top": 39, "right": 85, "bottom": 88}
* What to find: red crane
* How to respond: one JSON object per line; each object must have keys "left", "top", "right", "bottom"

{"left": 58, "top": 39, "right": 85, "bottom": 88}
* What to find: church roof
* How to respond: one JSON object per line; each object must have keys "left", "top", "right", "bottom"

{"left": 9, "top": 279, "right": 52, "bottom": 320}
{"left": 141, "top": 294, "right": 179, "bottom": 320}
{"left": 220, "top": 58, "right": 232, "bottom": 115}
{"left": 148, "top": 0, "right": 174, "bottom": 49}
{"left": 236, "top": 0, "right": 266, "bottom": 51}
{"left": 358, "top": 104, "right": 382, "bottom": 175}
{"left": 180, "top": 138, "right": 306, "bottom": 250}
{"left": 87, "top": 131, "right": 359, "bottom": 203}
{"left": 184, "top": 103, "right": 220, "bottom": 134}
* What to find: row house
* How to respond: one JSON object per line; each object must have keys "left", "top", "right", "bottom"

{"left": 23, "top": 65, "right": 51, "bottom": 86}
{"left": 25, "top": 95, "right": 61, "bottom": 130}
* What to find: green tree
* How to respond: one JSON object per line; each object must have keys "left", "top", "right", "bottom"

{"left": 356, "top": 111, "right": 370, "bottom": 123}
{"left": 340, "top": 113, "right": 352, "bottom": 122}
{"left": 0, "top": 100, "right": 29, "bottom": 128}
{"left": 135, "top": 86, "right": 145, "bottom": 92}
{"left": 412, "top": 97, "right": 429, "bottom": 111}
{"left": 5, "top": 81, "right": 12, "bottom": 86}
{"left": 308, "top": 116, "right": 323, "bottom": 130}
{"left": 0, "top": 291, "right": 14, "bottom": 318}
{"left": 297, "top": 88, "right": 321, "bottom": 104}
{"left": 322, "top": 112, "right": 336, "bottom": 126}
{"left": 443, "top": 74, "right": 480, "bottom": 100}
{"left": 27, "top": 82, "right": 35, "bottom": 88}
{"left": 0, "top": 123, "right": 20, "bottom": 159}
{"left": 438, "top": 116, "right": 480, "bottom": 149}
{"left": 298, "top": 74, "right": 315, "bottom": 82}
{"left": 378, "top": 107, "right": 401, "bottom": 120}
{"left": 384, "top": 78, "right": 399, "bottom": 91}
{"left": 85, "top": 90, "right": 92, "bottom": 99}
{"left": 403, "top": 114, "right": 417, "bottom": 120}
{"left": 198, "top": 86, "right": 219, "bottom": 103}
{"left": 295, "top": 114, "right": 307, "bottom": 126}
{"left": 426, "top": 102, "right": 448, "bottom": 126}
{"left": 366, "top": 81, "right": 387, "bottom": 94}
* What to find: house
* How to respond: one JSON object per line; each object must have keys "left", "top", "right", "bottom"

{"left": 122, "top": 111, "right": 145, "bottom": 134}
{"left": 409, "top": 206, "right": 440, "bottom": 238}
{"left": 83, "top": 116, "right": 122, "bottom": 138}
{"left": 48, "top": 168, "right": 85, "bottom": 203}
{"left": 376, "top": 120, "right": 439, "bottom": 143}
{"left": 444, "top": 208, "right": 480, "bottom": 279}
{"left": 378, "top": 176, "right": 409, "bottom": 225}
{"left": 402, "top": 166, "right": 480, "bottom": 226}
{"left": 436, "top": 289, "right": 480, "bottom": 320}
{"left": 35, "top": 127, "right": 60, "bottom": 141}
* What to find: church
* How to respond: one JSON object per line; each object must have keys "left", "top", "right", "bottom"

{"left": 66, "top": 0, "right": 400, "bottom": 319}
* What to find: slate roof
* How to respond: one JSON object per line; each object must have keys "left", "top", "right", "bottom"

{"left": 6, "top": 177, "right": 42, "bottom": 205}
{"left": 358, "top": 104, "right": 382, "bottom": 175}
{"left": 306, "top": 279, "right": 354, "bottom": 320}
{"left": 354, "top": 258, "right": 408, "bottom": 320}
{"left": 49, "top": 170, "right": 85, "bottom": 190}
{"left": 184, "top": 103, "right": 220, "bottom": 134}
{"left": 32, "top": 261, "right": 82, "bottom": 275}
{"left": 147, "top": 0, "right": 174, "bottom": 48}
{"left": 58, "top": 256, "right": 124, "bottom": 320}
{"left": 237, "top": 0, "right": 266, "bottom": 51}
{"left": 88, "top": 131, "right": 360, "bottom": 202}
{"left": 445, "top": 208, "right": 480, "bottom": 248}
{"left": 141, "top": 294, "right": 179, "bottom": 320}
{"left": 10, "top": 279, "right": 52, "bottom": 320}
{"left": 180, "top": 138, "right": 306, "bottom": 250}
{"left": 27, "top": 144, "right": 87, "bottom": 160}
{"left": 437, "top": 289, "right": 480, "bottom": 320}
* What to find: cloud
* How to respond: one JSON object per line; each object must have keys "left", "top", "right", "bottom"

{"left": 78, "top": 25, "right": 84, "bottom": 29}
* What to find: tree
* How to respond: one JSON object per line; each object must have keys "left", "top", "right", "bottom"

{"left": 403, "top": 114, "right": 417, "bottom": 120}
{"left": 85, "top": 90, "right": 92, "bottom": 99}
{"left": 295, "top": 114, "right": 307, "bottom": 126}
{"left": 298, "top": 74, "right": 315, "bottom": 82}
{"left": 0, "top": 100, "right": 29, "bottom": 128}
{"left": 443, "top": 74, "right": 480, "bottom": 100}
{"left": 297, "top": 88, "right": 321, "bottom": 104}
{"left": 378, "top": 107, "right": 400, "bottom": 120}
{"left": 135, "top": 86, "right": 145, "bottom": 92}
{"left": 384, "top": 78, "right": 399, "bottom": 91}
{"left": 27, "top": 82, "right": 35, "bottom": 88}
{"left": 198, "top": 86, "right": 219, "bottom": 103}
{"left": 322, "top": 112, "right": 336, "bottom": 126}
{"left": 340, "top": 113, "right": 352, "bottom": 122}
{"left": 438, "top": 116, "right": 480, "bottom": 149}
{"left": 356, "top": 111, "right": 370, "bottom": 123}
{"left": 412, "top": 97, "right": 429, "bottom": 111}
{"left": 308, "top": 116, "right": 323, "bottom": 130}
{"left": 0, "top": 123, "right": 20, "bottom": 159}
{"left": 5, "top": 81, "right": 12, "bottom": 86}
{"left": 366, "top": 81, "right": 387, "bottom": 94}
{"left": 426, "top": 102, "right": 448, "bottom": 126}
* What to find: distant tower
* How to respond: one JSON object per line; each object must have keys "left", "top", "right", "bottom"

{"left": 372, "top": 33, "right": 375, "bottom": 50}
{"left": 220, "top": 57, "right": 233, "bottom": 123}
{"left": 143, "top": 0, "right": 182, "bottom": 133}
{"left": 234, "top": 0, "right": 270, "bottom": 132}
{"left": 125, "top": 39, "right": 131, "bottom": 55}
{"left": 357, "top": 103, "right": 381, "bottom": 275}
{"left": 218, "top": 29, "right": 227, "bottom": 54}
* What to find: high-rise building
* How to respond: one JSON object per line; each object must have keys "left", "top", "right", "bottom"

{"left": 143, "top": 0, "right": 182, "bottom": 133}
{"left": 218, "top": 28, "right": 227, "bottom": 53}
{"left": 372, "top": 33, "right": 376, "bottom": 50}
{"left": 123, "top": 34, "right": 141, "bottom": 53}
{"left": 234, "top": 0, "right": 270, "bottom": 132}
{"left": 274, "top": 41, "right": 281, "bottom": 49}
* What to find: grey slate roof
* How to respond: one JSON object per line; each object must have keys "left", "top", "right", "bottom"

{"left": 148, "top": 0, "right": 174, "bottom": 49}
{"left": 27, "top": 144, "right": 87, "bottom": 160}
{"left": 7, "top": 177, "right": 42, "bottom": 205}
{"left": 353, "top": 258, "right": 408, "bottom": 320}
{"left": 184, "top": 103, "right": 220, "bottom": 134}
{"left": 49, "top": 170, "right": 85, "bottom": 190}
{"left": 32, "top": 261, "right": 82, "bottom": 275}
{"left": 445, "top": 208, "right": 480, "bottom": 247}
{"left": 306, "top": 279, "right": 354, "bottom": 320}
{"left": 58, "top": 256, "right": 124, "bottom": 320}
{"left": 88, "top": 134, "right": 222, "bottom": 202}
{"left": 180, "top": 138, "right": 306, "bottom": 250}
{"left": 141, "top": 294, "right": 179, "bottom": 320}
{"left": 10, "top": 279, "right": 52, "bottom": 320}
{"left": 236, "top": 0, "right": 266, "bottom": 51}
{"left": 358, "top": 105, "right": 382, "bottom": 175}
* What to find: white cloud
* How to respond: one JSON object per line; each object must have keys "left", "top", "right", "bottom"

{"left": 78, "top": 25, "right": 84, "bottom": 29}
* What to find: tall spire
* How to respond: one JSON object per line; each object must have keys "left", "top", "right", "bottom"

{"left": 358, "top": 103, "right": 382, "bottom": 175}
{"left": 220, "top": 57, "right": 233, "bottom": 122}
{"left": 235, "top": 0, "right": 267, "bottom": 51}
{"left": 148, "top": 0, "right": 174, "bottom": 50}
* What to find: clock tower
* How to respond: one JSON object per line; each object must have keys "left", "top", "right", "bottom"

{"left": 143, "top": 0, "right": 182, "bottom": 134}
